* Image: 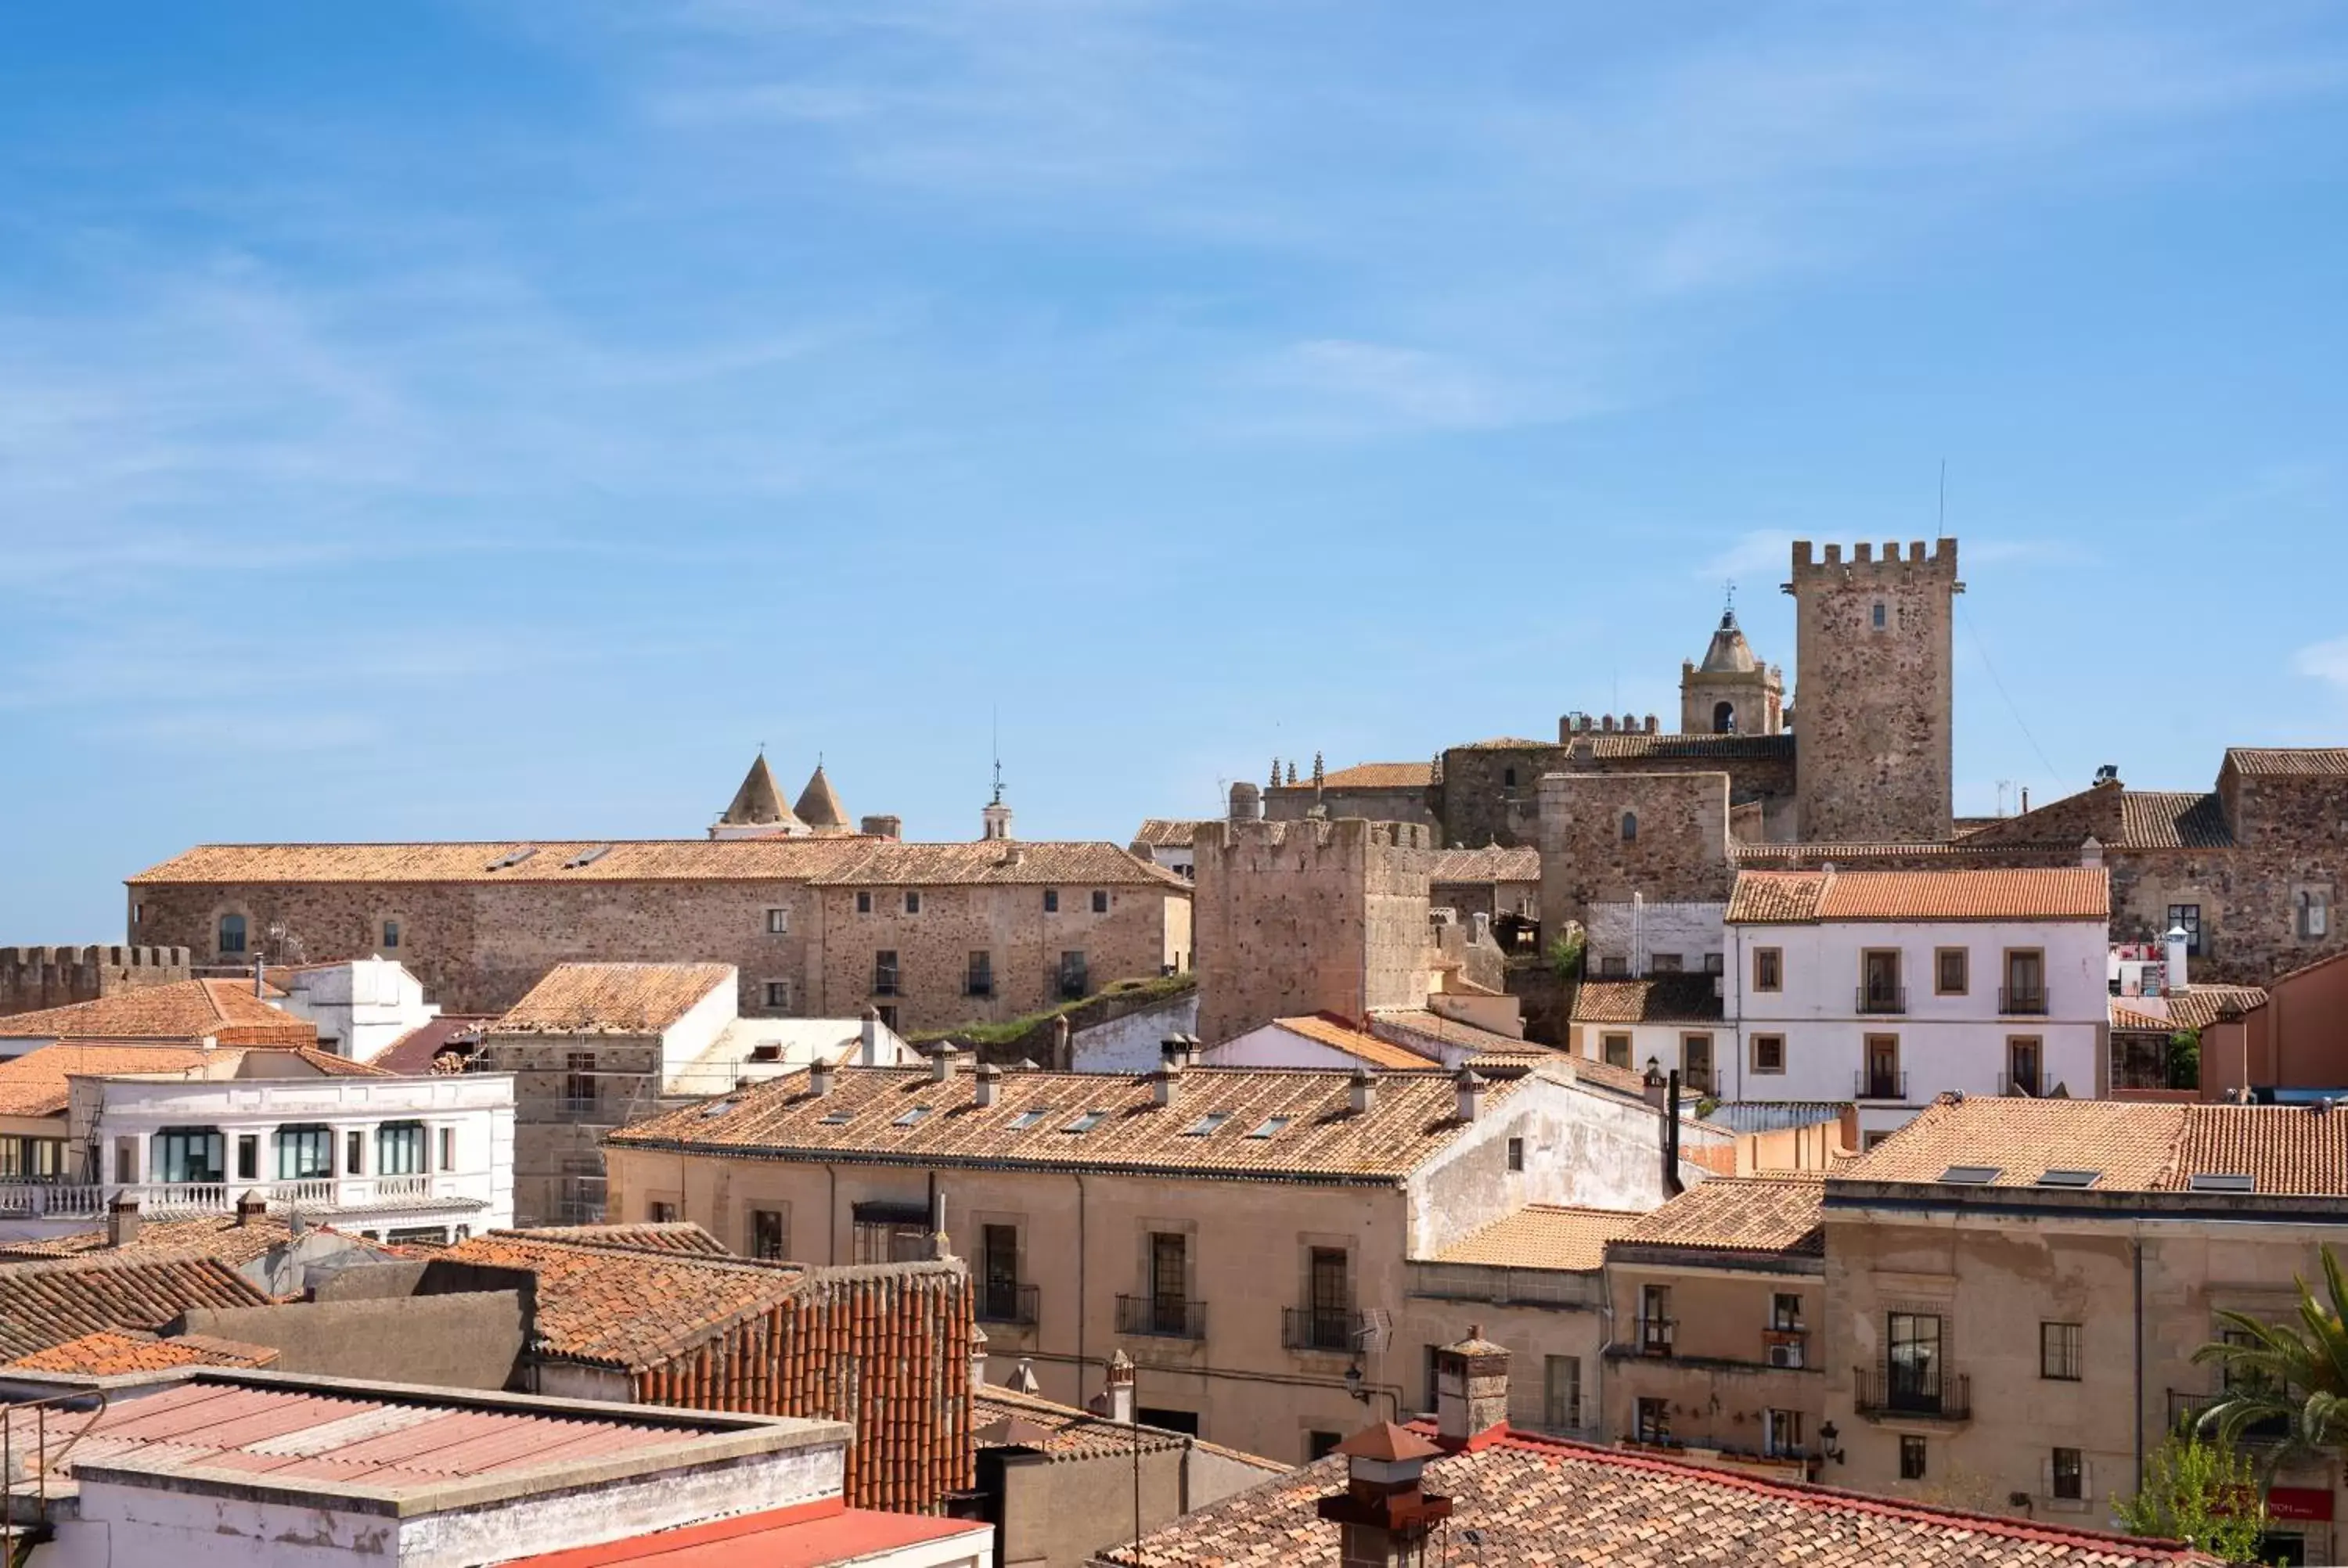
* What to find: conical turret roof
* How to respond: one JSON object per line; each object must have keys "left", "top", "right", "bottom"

{"left": 1698, "top": 609, "right": 1759, "bottom": 674}
{"left": 794, "top": 764, "right": 851, "bottom": 832}
{"left": 719, "top": 754, "right": 799, "bottom": 828}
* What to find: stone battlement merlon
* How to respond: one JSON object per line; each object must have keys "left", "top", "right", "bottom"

{"left": 1192, "top": 816, "right": 1431, "bottom": 859}
{"left": 1783, "top": 536, "right": 1961, "bottom": 590}
{"left": 0, "top": 944, "right": 191, "bottom": 969}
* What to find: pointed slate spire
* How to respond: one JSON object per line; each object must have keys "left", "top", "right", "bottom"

{"left": 795, "top": 764, "right": 852, "bottom": 833}
{"left": 719, "top": 753, "right": 797, "bottom": 827}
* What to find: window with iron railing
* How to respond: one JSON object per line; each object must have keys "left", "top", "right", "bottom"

{"left": 873, "top": 951, "right": 902, "bottom": 996}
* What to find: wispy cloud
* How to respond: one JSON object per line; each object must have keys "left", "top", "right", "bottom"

{"left": 2295, "top": 636, "right": 2348, "bottom": 692}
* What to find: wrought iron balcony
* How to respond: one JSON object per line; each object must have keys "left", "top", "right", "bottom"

{"left": 1637, "top": 1315, "right": 1676, "bottom": 1357}
{"left": 1856, "top": 985, "right": 1907, "bottom": 1016}
{"left": 1853, "top": 1070, "right": 1908, "bottom": 1102}
{"left": 2000, "top": 987, "right": 2050, "bottom": 1016}
{"left": 1854, "top": 1364, "right": 1971, "bottom": 1421}
{"left": 872, "top": 974, "right": 903, "bottom": 997}
{"left": 977, "top": 1281, "right": 1039, "bottom": 1327}
{"left": 1116, "top": 1293, "right": 1205, "bottom": 1340}
{"left": 1283, "top": 1307, "right": 1365, "bottom": 1353}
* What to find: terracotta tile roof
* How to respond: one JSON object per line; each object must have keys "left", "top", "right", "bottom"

{"left": 1427, "top": 1204, "right": 1642, "bottom": 1271}
{"left": 1268, "top": 1016, "right": 1441, "bottom": 1071}
{"left": 609, "top": 1064, "right": 1524, "bottom": 1185}
{"left": 972, "top": 1382, "right": 1288, "bottom": 1471}
{"left": 1568, "top": 975, "right": 1723, "bottom": 1025}
{"left": 0, "top": 1253, "right": 274, "bottom": 1360}
{"left": 1457, "top": 736, "right": 1549, "bottom": 750}
{"left": 2226, "top": 747, "right": 2348, "bottom": 776}
{"left": 1367, "top": 1010, "right": 1550, "bottom": 1063}
{"left": 1583, "top": 733, "right": 1795, "bottom": 761}
{"left": 490, "top": 962, "right": 734, "bottom": 1036}
{"left": 371, "top": 1013, "right": 492, "bottom": 1074}
{"left": 1728, "top": 868, "right": 2109, "bottom": 923}
{"left": 2107, "top": 986, "right": 2268, "bottom": 1034}
{"left": 0, "top": 1214, "right": 308, "bottom": 1265}
{"left": 0, "top": 1043, "right": 218, "bottom": 1116}
{"left": 128, "top": 838, "right": 878, "bottom": 885}
{"left": 805, "top": 840, "right": 1189, "bottom": 889}
{"left": 1426, "top": 846, "right": 1540, "bottom": 883}
{"left": 1106, "top": 1425, "right": 2215, "bottom": 1567}
{"left": 1615, "top": 1175, "right": 1826, "bottom": 1257}
{"left": 6, "top": 1327, "right": 279, "bottom": 1374}
{"left": 518, "top": 1221, "right": 732, "bottom": 1255}
{"left": 1132, "top": 818, "right": 1207, "bottom": 848}
{"left": 1269, "top": 761, "right": 1434, "bottom": 791}
{"left": 1732, "top": 841, "right": 2004, "bottom": 863}
{"left": 441, "top": 1231, "right": 801, "bottom": 1371}
{"left": 2119, "top": 791, "right": 2234, "bottom": 849}
{"left": 0, "top": 980, "right": 317, "bottom": 1047}
{"left": 1833, "top": 1097, "right": 2348, "bottom": 1196}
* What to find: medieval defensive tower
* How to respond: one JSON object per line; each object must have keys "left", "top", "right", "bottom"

{"left": 1784, "top": 538, "right": 1961, "bottom": 843}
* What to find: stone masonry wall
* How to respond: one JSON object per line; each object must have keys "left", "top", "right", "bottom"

{"left": 1788, "top": 538, "right": 1958, "bottom": 843}
{"left": 1537, "top": 771, "right": 1732, "bottom": 935}
{"left": 1263, "top": 784, "right": 1439, "bottom": 829}
{"left": 1440, "top": 743, "right": 1795, "bottom": 852}
{"left": 0, "top": 944, "right": 190, "bottom": 1017}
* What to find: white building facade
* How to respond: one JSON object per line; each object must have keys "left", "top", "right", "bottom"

{"left": 0, "top": 1066, "right": 513, "bottom": 1243}
{"left": 1722, "top": 868, "right": 2110, "bottom": 1143}
{"left": 275, "top": 958, "right": 441, "bottom": 1061}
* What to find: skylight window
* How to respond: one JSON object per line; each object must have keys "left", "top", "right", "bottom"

{"left": 1941, "top": 1165, "right": 2001, "bottom": 1185}
{"left": 2036, "top": 1169, "right": 2100, "bottom": 1189}
{"left": 818, "top": 1109, "right": 853, "bottom": 1125}
{"left": 700, "top": 1099, "right": 736, "bottom": 1118}
{"left": 1247, "top": 1115, "right": 1294, "bottom": 1139}
{"left": 2187, "top": 1173, "right": 2255, "bottom": 1193}
{"left": 1182, "top": 1113, "right": 1230, "bottom": 1137}
{"left": 1064, "top": 1110, "right": 1107, "bottom": 1135}
{"left": 1008, "top": 1108, "right": 1053, "bottom": 1131}
{"left": 892, "top": 1106, "right": 933, "bottom": 1127}
{"left": 564, "top": 844, "right": 613, "bottom": 869}
{"left": 484, "top": 847, "right": 538, "bottom": 871}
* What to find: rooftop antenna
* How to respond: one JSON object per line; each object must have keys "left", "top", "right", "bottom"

{"left": 990, "top": 707, "right": 1004, "bottom": 805}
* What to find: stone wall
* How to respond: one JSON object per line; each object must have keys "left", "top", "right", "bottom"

{"left": 1263, "top": 783, "right": 1439, "bottom": 829}
{"left": 0, "top": 944, "right": 189, "bottom": 1017}
{"left": 1537, "top": 771, "right": 1733, "bottom": 935}
{"left": 1788, "top": 538, "right": 1958, "bottom": 843}
{"left": 1439, "top": 742, "right": 1796, "bottom": 853}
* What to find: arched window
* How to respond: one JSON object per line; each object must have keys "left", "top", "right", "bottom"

{"left": 1712, "top": 700, "right": 1737, "bottom": 735}
{"left": 1621, "top": 812, "right": 1638, "bottom": 843}
{"left": 217, "top": 913, "right": 247, "bottom": 955}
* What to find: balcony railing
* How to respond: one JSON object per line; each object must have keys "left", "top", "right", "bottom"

{"left": 1116, "top": 1294, "right": 1205, "bottom": 1340}
{"left": 1856, "top": 986, "right": 1907, "bottom": 1016}
{"left": 2166, "top": 1389, "right": 2290, "bottom": 1444}
{"left": 965, "top": 980, "right": 995, "bottom": 998}
{"left": 1283, "top": 1306, "right": 1366, "bottom": 1353}
{"left": 872, "top": 975, "right": 903, "bottom": 998}
{"left": 1853, "top": 1365, "right": 1971, "bottom": 1421}
{"left": 1853, "top": 1070, "right": 1908, "bottom": 1102}
{"left": 1637, "top": 1316, "right": 1676, "bottom": 1357}
{"left": 0, "top": 1175, "right": 466, "bottom": 1221}
{"left": 977, "top": 1282, "right": 1039, "bottom": 1327}
{"left": 2000, "top": 987, "right": 2050, "bottom": 1016}
{"left": 1058, "top": 972, "right": 1089, "bottom": 1001}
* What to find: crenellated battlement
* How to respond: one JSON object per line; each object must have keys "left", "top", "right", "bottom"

{"left": 1786, "top": 537, "right": 1959, "bottom": 584}
{"left": 0, "top": 944, "right": 192, "bottom": 1017}
{"left": 1193, "top": 814, "right": 1432, "bottom": 861}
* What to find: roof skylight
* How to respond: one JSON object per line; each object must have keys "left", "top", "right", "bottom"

{"left": 1247, "top": 1115, "right": 1294, "bottom": 1139}
{"left": 1181, "top": 1113, "right": 1230, "bottom": 1137}
{"left": 2187, "top": 1173, "right": 2255, "bottom": 1193}
{"left": 1007, "top": 1108, "right": 1052, "bottom": 1131}
{"left": 1941, "top": 1165, "right": 2001, "bottom": 1185}
{"left": 1064, "top": 1110, "right": 1107, "bottom": 1135}
{"left": 2036, "top": 1169, "right": 2100, "bottom": 1188}
{"left": 892, "top": 1106, "right": 932, "bottom": 1127}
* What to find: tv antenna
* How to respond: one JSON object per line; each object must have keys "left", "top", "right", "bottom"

{"left": 990, "top": 708, "right": 1004, "bottom": 805}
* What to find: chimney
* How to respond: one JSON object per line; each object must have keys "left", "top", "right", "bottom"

{"left": 1453, "top": 1068, "right": 1486, "bottom": 1124}
{"left": 1153, "top": 1063, "right": 1180, "bottom": 1108}
{"left": 860, "top": 815, "right": 903, "bottom": 840}
{"left": 808, "top": 1056, "right": 837, "bottom": 1099}
{"left": 932, "top": 1043, "right": 958, "bottom": 1084}
{"left": 1349, "top": 1066, "right": 1375, "bottom": 1115}
{"left": 1052, "top": 1014, "right": 1073, "bottom": 1072}
{"left": 1432, "top": 1328, "right": 1511, "bottom": 1451}
{"left": 2080, "top": 834, "right": 2105, "bottom": 871}
{"left": 254, "top": 956, "right": 266, "bottom": 998}
{"left": 860, "top": 1006, "right": 884, "bottom": 1065}
{"left": 970, "top": 1324, "right": 989, "bottom": 1393}
{"left": 974, "top": 1061, "right": 1000, "bottom": 1108}
{"left": 106, "top": 1195, "right": 142, "bottom": 1250}
{"left": 2167, "top": 923, "right": 2191, "bottom": 992}
{"left": 235, "top": 1189, "right": 267, "bottom": 1228}
{"left": 1315, "top": 1422, "right": 1452, "bottom": 1567}
{"left": 1229, "top": 781, "right": 1262, "bottom": 825}
{"left": 2021, "top": 787, "right": 2030, "bottom": 814}
{"left": 1100, "top": 1350, "right": 1136, "bottom": 1423}
{"left": 1007, "top": 1358, "right": 1043, "bottom": 1396}
{"left": 1004, "top": 844, "right": 1026, "bottom": 868}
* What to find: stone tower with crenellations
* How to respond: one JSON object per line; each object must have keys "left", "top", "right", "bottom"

{"left": 1784, "top": 538, "right": 1962, "bottom": 843}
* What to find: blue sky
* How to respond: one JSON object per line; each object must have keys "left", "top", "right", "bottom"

{"left": 5, "top": 2, "right": 2347, "bottom": 937}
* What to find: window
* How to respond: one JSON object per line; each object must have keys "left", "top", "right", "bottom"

{"left": 1303, "top": 1246, "right": 1352, "bottom": 1349}
{"left": 1681, "top": 1034, "right": 1713, "bottom": 1093}
{"left": 1182, "top": 1112, "right": 1229, "bottom": 1136}
{"left": 2041, "top": 1322, "right": 2082, "bottom": 1381}
{"left": 1753, "top": 948, "right": 1782, "bottom": 992}
{"left": 1936, "top": 948, "right": 1968, "bottom": 995}
{"left": 650, "top": 1200, "right": 679, "bottom": 1224}
{"left": 275, "top": 1125, "right": 333, "bottom": 1181}
{"left": 1621, "top": 811, "right": 1637, "bottom": 842}
{"left": 1247, "top": 1115, "right": 1292, "bottom": 1138}
{"left": 153, "top": 1127, "right": 225, "bottom": 1185}
{"left": 438, "top": 1126, "right": 456, "bottom": 1171}
{"left": 1751, "top": 1034, "right": 1786, "bottom": 1074}
{"left": 348, "top": 1129, "right": 367, "bottom": 1176}
{"left": 564, "top": 1052, "right": 596, "bottom": 1112}
{"left": 967, "top": 951, "right": 994, "bottom": 998}
{"left": 1860, "top": 949, "right": 1903, "bottom": 1012}
{"left": 2169, "top": 904, "right": 2202, "bottom": 958}
{"left": 1008, "top": 1108, "right": 1053, "bottom": 1131}
{"left": 1043, "top": 889, "right": 1060, "bottom": 914}
{"left": 218, "top": 913, "right": 247, "bottom": 955}
{"left": 1058, "top": 950, "right": 1089, "bottom": 1000}
{"left": 1863, "top": 1034, "right": 1901, "bottom": 1099}
{"left": 381, "top": 919, "right": 401, "bottom": 951}
{"left": 376, "top": 1121, "right": 425, "bottom": 1176}
{"left": 1888, "top": 1312, "right": 1943, "bottom": 1408}
{"left": 1634, "top": 1397, "right": 1671, "bottom": 1444}
{"left": 114, "top": 1136, "right": 135, "bottom": 1185}
{"left": 2008, "top": 1037, "right": 2044, "bottom": 1098}
{"left": 873, "top": 950, "right": 901, "bottom": 996}
{"left": 892, "top": 1106, "right": 932, "bottom": 1127}
{"left": 236, "top": 1135, "right": 259, "bottom": 1182}
{"left": 1602, "top": 1033, "right": 1632, "bottom": 1069}
{"left": 1308, "top": 1430, "right": 1342, "bottom": 1462}
{"left": 1763, "top": 1409, "right": 1804, "bottom": 1458}
{"left": 1772, "top": 1292, "right": 1803, "bottom": 1330}
{"left": 2003, "top": 948, "right": 2047, "bottom": 1012}
{"left": 853, "top": 1216, "right": 933, "bottom": 1264}
{"left": 1900, "top": 1435, "right": 1928, "bottom": 1480}
{"left": 1871, "top": 600, "right": 1887, "bottom": 630}
{"left": 1423, "top": 1345, "right": 1444, "bottom": 1412}
{"left": 1507, "top": 1137, "right": 1524, "bottom": 1172}
{"left": 855, "top": 890, "right": 872, "bottom": 915}
{"left": 1639, "top": 1283, "right": 1673, "bottom": 1354}
{"left": 980, "top": 1224, "right": 1021, "bottom": 1321}
{"left": 1648, "top": 953, "right": 1684, "bottom": 973}
{"left": 1599, "top": 955, "right": 1629, "bottom": 978}
{"left": 2299, "top": 889, "right": 2330, "bottom": 939}
{"left": 2051, "top": 1447, "right": 2083, "bottom": 1501}
{"left": 905, "top": 890, "right": 921, "bottom": 915}
{"left": 1703, "top": 951, "right": 1724, "bottom": 975}
{"left": 1712, "top": 699, "right": 1736, "bottom": 734}
{"left": 1063, "top": 1110, "right": 1107, "bottom": 1135}
{"left": 751, "top": 1208, "right": 788, "bottom": 1261}
{"left": 764, "top": 980, "right": 791, "bottom": 1009}
{"left": 765, "top": 907, "right": 789, "bottom": 934}
{"left": 1149, "top": 1232, "right": 1189, "bottom": 1334}
{"left": 1543, "top": 1355, "right": 1582, "bottom": 1431}
{"left": 1504, "top": 767, "right": 1518, "bottom": 788}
